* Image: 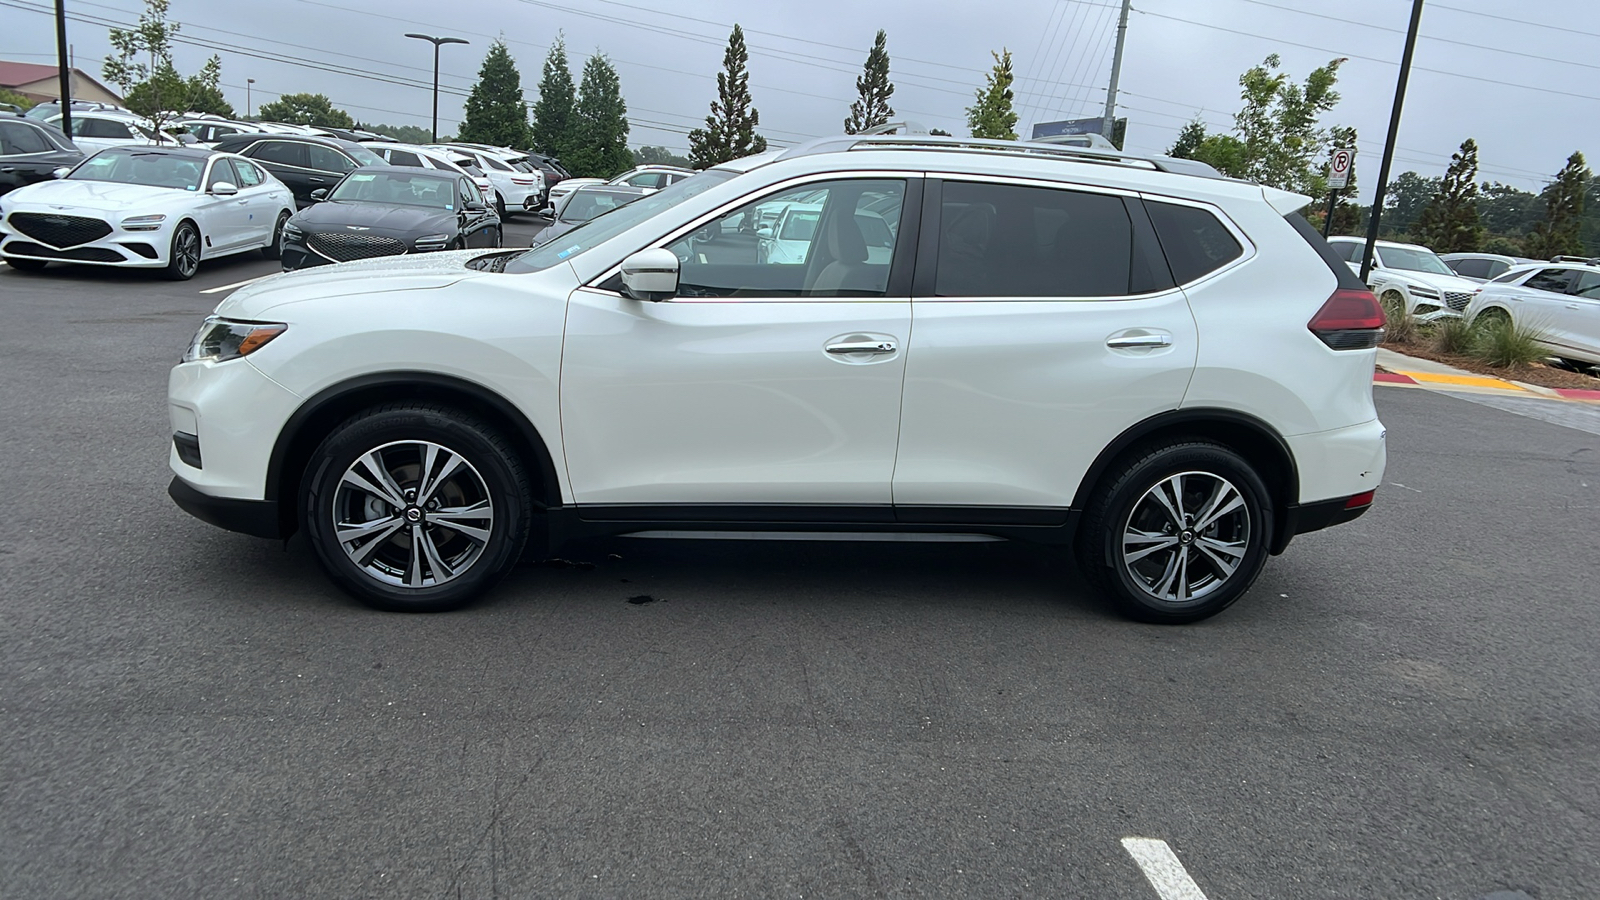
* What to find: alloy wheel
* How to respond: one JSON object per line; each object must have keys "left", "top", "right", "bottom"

{"left": 331, "top": 440, "right": 494, "bottom": 589}
{"left": 174, "top": 226, "right": 200, "bottom": 277}
{"left": 1120, "top": 470, "right": 1251, "bottom": 606}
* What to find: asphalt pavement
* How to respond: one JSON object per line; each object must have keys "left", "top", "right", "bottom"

{"left": 1, "top": 244, "right": 1597, "bottom": 899}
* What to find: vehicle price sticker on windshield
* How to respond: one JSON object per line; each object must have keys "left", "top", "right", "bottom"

{"left": 1328, "top": 148, "right": 1355, "bottom": 190}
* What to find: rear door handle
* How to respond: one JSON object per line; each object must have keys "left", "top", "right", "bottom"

{"left": 827, "top": 340, "right": 897, "bottom": 354}
{"left": 1106, "top": 334, "right": 1173, "bottom": 349}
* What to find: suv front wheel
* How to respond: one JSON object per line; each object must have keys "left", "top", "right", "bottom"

{"left": 1077, "top": 441, "right": 1272, "bottom": 624}
{"left": 303, "top": 404, "right": 532, "bottom": 612}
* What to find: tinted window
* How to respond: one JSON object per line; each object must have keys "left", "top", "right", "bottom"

{"left": 69, "top": 149, "right": 203, "bottom": 190}
{"left": 627, "top": 172, "right": 666, "bottom": 189}
{"left": 1328, "top": 240, "right": 1358, "bottom": 263}
{"left": 1486, "top": 260, "right": 1509, "bottom": 279}
{"left": 1525, "top": 268, "right": 1576, "bottom": 294}
{"left": 232, "top": 159, "right": 262, "bottom": 187}
{"left": 330, "top": 170, "right": 456, "bottom": 209}
{"left": 664, "top": 179, "right": 905, "bottom": 298}
{"left": 205, "top": 159, "right": 237, "bottom": 190}
{"left": 936, "top": 181, "right": 1134, "bottom": 297}
{"left": 460, "top": 178, "right": 482, "bottom": 205}
{"left": 1146, "top": 200, "right": 1244, "bottom": 285}
{"left": 307, "top": 144, "right": 354, "bottom": 174}
{"left": 386, "top": 149, "right": 423, "bottom": 167}
{"left": 1571, "top": 270, "right": 1600, "bottom": 299}
{"left": 0, "top": 121, "right": 51, "bottom": 154}
{"left": 251, "top": 141, "right": 308, "bottom": 167}
{"left": 479, "top": 154, "right": 513, "bottom": 172}
{"left": 1450, "top": 258, "right": 1491, "bottom": 279}
{"left": 80, "top": 117, "right": 136, "bottom": 139}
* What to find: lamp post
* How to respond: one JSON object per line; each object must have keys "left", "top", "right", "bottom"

{"left": 246, "top": 78, "right": 255, "bottom": 119}
{"left": 404, "top": 32, "right": 468, "bottom": 142}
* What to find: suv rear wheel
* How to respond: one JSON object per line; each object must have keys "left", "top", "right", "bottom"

{"left": 1077, "top": 441, "right": 1272, "bottom": 623}
{"left": 302, "top": 404, "right": 532, "bottom": 612}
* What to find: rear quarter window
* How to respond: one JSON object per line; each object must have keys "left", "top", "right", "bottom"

{"left": 1145, "top": 200, "right": 1244, "bottom": 284}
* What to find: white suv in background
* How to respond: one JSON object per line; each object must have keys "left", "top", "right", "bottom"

{"left": 167, "top": 136, "right": 1387, "bottom": 624}
{"left": 1327, "top": 236, "right": 1480, "bottom": 318}
{"left": 429, "top": 144, "right": 543, "bottom": 218}
{"left": 609, "top": 164, "right": 697, "bottom": 192}
{"left": 1465, "top": 261, "right": 1600, "bottom": 368}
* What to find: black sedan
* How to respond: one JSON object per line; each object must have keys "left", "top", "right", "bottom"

{"left": 529, "top": 183, "right": 649, "bottom": 247}
{"left": 280, "top": 166, "right": 501, "bottom": 270}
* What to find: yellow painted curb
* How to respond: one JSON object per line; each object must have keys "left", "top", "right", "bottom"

{"left": 1391, "top": 371, "right": 1531, "bottom": 392}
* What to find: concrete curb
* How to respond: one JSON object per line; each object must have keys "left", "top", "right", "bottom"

{"left": 1373, "top": 348, "right": 1600, "bottom": 403}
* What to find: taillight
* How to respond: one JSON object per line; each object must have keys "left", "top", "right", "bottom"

{"left": 1309, "top": 287, "right": 1385, "bottom": 350}
{"left": 1344, "top": 489, "right": 1376, "bottom": 509}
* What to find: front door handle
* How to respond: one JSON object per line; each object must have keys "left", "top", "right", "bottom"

{"left": 826, "top": 339, "right": 897, "bottom": 354}
{"left": 1106, "top": 334, "right": 1173, "bottom": 349}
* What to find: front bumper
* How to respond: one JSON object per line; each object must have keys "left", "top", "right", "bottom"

{"left": 0, "top": 221, "right": 171, "bottom": 268}
{"left": 281, "top": 231, "right": 420, "bottom": 271}
{"left": 169, "top": 477, "right": 283, "bottom": 539}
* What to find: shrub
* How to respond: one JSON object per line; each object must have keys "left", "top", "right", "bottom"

{"left": 1380, "top": 292, "right": 1419, "bottom": 345}
{"left": 1431, "top": 314, "right": 1477, "bottom": 355}
{"left": 1471, "top": 315, "right": 1548, "bottom": 369}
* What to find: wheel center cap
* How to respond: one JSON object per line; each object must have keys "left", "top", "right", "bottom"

{"left": 404, "top": 506, "right": 423, "bottom": 524}
{"left": 1178, "top": 530, "right": 1196, "bottom": 545}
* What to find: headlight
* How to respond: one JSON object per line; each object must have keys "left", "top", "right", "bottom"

{"left": 122, "top": 214, "right": 166, "bottom": 232}
{"left": 414, "top": 233, "right": 450, "bottom": 250}
{"left": 182, "top": 316, "right": 287, "bottom": 363}
{"left": 282, "top": 222, "right": 303, "bottom": 238}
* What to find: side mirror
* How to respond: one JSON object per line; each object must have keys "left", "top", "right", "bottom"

{"left": 620, "top": 248, "right": 679, "bottom": 302}
{"left": 309, "top": 188, "right": 328, "bottom": 202}
{"left": 756, "top": 225, "right": 774, "bottom": 239}
{"left": 52, "top": 166, "right": 72, "bottom": 179}
{"left": 210, "top": 181, "right": 239, "bottom": 196}
{"left": 464, "top": 201, "right": 487, "bottom": 213}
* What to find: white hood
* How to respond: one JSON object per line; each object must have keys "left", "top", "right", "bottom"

{"left": 3, "top": 179, "right": 199, "bottom": 214}
{"left": 1382, "top": 268, "right": 1480, "bottom": 294}
{"left": 214, "top": 249, "right": 507, "bottom": 319}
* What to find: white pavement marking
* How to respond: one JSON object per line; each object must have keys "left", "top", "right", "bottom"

{"left": 1121, "top": 837, "right": 1210, "bottom": 900}
{"left": 198, "top": 274, "right": 272, "bottom": 295}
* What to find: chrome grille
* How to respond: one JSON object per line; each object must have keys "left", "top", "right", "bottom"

{"left": 307, "top": 231, "right": 407, "bottom": 262}
{"left": 9, "top": 213, "right": 112, "bottom": 248}
{"left": 1443, "top": 291, "right": 1473, "bottom": 311}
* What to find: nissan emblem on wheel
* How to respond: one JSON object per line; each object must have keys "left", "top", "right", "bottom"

{"left": 167, "top": 133, "right": 1385, "bottom": 623}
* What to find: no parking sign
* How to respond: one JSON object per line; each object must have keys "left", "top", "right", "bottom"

{"left": 1329, "top": 148, "right": 1355, "bottom": 189}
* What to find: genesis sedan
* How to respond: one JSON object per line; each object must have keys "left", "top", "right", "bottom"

{"left": 280, "top": 166, "right": 501, "bottom": 270}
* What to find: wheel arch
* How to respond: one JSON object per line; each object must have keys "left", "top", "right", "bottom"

{"left": 1071, "top": 408, "right": 1299, "bottom": 552}
{"left": 265, "top": 372, "right": 564, "bottom": 538}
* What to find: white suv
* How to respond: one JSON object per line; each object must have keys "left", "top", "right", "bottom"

{"left": 1327, "top": 236, "right": 1480, "bottom": 318}
{"left": 1465, "top": 261, "right": 1600, "bottom": 367}
{"left": 167, "top": 136, "right": 1387, "bottom": 623}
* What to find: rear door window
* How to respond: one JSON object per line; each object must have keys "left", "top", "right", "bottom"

{"left": 1450, "top": 258, "right": 1490, "bottom": 279}
{"left": 386, "top": 149, "right": 423, "bottom": 167}
{"left": 0, "top": 121, "right": 51, "bottom": 154}
{"left": 1525, "top": 268, "right": 1576, "bottom": 294}
{"left": 232, "top": 159, "right": 263, "bottom": 187}
{"left": 251, "top": 140, "right": 309, "bottom": 168}
{"left": 1145, "top": 200, "right": 1244, "bottom": 284}
{"left": 307, "top": 144, "right": 355, "bottom": 174}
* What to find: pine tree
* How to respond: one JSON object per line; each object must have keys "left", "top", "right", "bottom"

{"left": 844, "top": 30, "right": 895, "bottom": 134}
{"left": 966, "top": 49, "right": 1018, "bottom": 140}
{"left": 688, "top": 25, "right": 767, "bottom": 168}
{"left": 1412, "top": 138, "right": 1484, "bottom": 253}
{"left": 567, "top": 54, "right": 631, "bottom": 178}
{"left": 459, "top": 40, "right": 531, "bottom": 149}
{"left": 1525, "top": 151, "right": 1590, "bottom": 260}
{"left": 531, "top": 36, "right": 578, "bottom": 163}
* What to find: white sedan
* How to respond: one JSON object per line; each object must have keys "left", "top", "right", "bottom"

{"left": 0, "top": 146, "right": 295, "bottom": 280}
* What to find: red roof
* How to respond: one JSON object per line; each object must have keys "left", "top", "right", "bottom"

{"left": 0, "top": 61, "right": 63, "bottom": 87}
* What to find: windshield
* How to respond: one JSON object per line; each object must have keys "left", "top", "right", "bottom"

{"left": 505, "top": 168, "right": 733, "bottom": 274}
{"left": 69, "top": 149, "right": 204, "bottom": 190}
{"left": 1381, "top": 246, "right": 1454, "bottom": 276}
{"left": 330, "top": 171, "right": 457, "bottom": 209}
{"left": 346, "top": 144, "right": 386, "bottom": 166}
{"left": 561, "top": 190, "right": 643, "bottom": 223}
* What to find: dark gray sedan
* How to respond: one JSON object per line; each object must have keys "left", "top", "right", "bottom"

{"left": 529, "top": 183, "right": 649, "bottom": 247}
{"left": 280, "top": 166, "right": 501, "bottom": 270}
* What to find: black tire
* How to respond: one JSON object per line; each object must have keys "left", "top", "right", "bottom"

{"left": 1474, "top": 307, "right": 1510, "bottom": 328}
{"left": 164, "top": 221, "right": 201, "bottom": 281}
{"left": 302, "top": 404, "right": 532, "bottom": 613}
{"left": 493, "top": 227, "right": 503, "bottom": 248}
{"left": 3, "top": 256, "right": 47, "bottom": 271}
{"left": 495, "top": 194, "right": 507, "bottom": 219}
{"left": 261, "top": 211, "right": 290, "bottom": 260}
{"left": 1075, "top": 441, "right": 1272, "bottom": 624}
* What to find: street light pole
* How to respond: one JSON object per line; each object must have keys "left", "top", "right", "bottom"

{"left": 54, "top": 0, "right": 72, "bottom": 138}
{"left": 246, "top": 78, "right": 255, "bottom": 119}
{"left": 1360, "top": 0, "right": 1426, "bottom": 282}
{"left": 404, "top": 33, "right": 468, "bottom": 142}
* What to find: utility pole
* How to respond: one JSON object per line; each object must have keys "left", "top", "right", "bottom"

{"left": 54, "top": 0, "right": 72, "bottom": 137}
{"left": 404, "top": 33, "right": 469, "bottom": 143}
{"left": 246, "top": 78, "right": 255, "bottom": 119}
{"left": 1101, "top": 0, "right": 1133, "bottom": 144}
{"left": 1361, "top": 0, "right": 1425, "bottom": 281}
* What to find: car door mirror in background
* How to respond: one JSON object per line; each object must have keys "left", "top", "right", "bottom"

{"left": 463, "top": 200, "right": 487, "bottom": 213}
{"left": 52, "top": 166, "right": 72, "bottom": 179}
{"left": 210, "top": 182, "right": 239, "bottom": 196}
{"left": 620, "top": 248, "right": 680, "bottom": 301}
{"left": 309, "top": 188, "right": 328, "bottom": 202}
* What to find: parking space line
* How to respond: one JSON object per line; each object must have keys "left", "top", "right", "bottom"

{"left": 199, "top": 274, "right": 273, "bottom": 295}
{"left": 1121, "top": 837, "right": 1210, "bottom": 900}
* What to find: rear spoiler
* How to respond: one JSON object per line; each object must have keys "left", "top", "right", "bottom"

{"left": 1263, "top": 186, "right": 1312, "bottom": 216}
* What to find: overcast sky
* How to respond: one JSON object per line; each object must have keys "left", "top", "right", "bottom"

{"left": 5, "top": 0, "right": 1594, "bottom": 200}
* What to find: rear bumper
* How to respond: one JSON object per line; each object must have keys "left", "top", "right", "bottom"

{"left": 1271, "top": 494, "right": 1373, "bottom": 554}
{"left": 169, "top": 477, "right": 284, "bottom": 539}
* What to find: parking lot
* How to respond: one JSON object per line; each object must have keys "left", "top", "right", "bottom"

{"left": 2, "top": 244, "right": 1598, "bottom": 898}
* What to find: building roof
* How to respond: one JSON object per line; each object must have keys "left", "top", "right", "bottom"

{"left": 0, "top": 61, "right": 123, "bottom": 102}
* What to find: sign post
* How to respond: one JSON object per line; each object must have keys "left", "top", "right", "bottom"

{"left": 1322, "top": 147, "right": 1355, "bottom": 238}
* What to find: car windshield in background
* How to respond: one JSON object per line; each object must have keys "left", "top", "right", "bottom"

{"left": 330, "top": 171, "right": 457, "bottom": 209}
{"left": 69, "top": 149, "right": 204, "bottom": 191}
{"left": 505, "top": 168, "right": 730, "bottom": 274}
{"left": 1383, "top": 246, "right": 1455, "bottom": 276}
{"left": 346, "top": 145, "right": 386, "bottom": 167}
{"left": 562, "top": 191, "right": 641, "bottom": 224}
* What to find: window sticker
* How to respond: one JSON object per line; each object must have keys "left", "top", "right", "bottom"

{"left": 348, "top": 173, "right": 376, "bottom": 182}
{"left": 556, "top": 244, "right": 581, "bottom": 259}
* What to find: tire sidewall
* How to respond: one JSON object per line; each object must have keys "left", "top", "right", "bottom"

{"left": 303, "top": 407, "right": 530, "bottom": 612}
{"left": 1100, "top": 444, "right": 1272, "bottom": 623}
{"left": 166, "top": 222, "right": 199, "bottom": 280}
{"left": 262, "top": 211, "right": 289, "bottom": 260}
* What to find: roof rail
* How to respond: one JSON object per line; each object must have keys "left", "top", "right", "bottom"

{"left": 1550, "top": 255, "right": 1600, "bottom": 266}
{"left": 845, "top": 135, "right": 1160, "bottom": 170}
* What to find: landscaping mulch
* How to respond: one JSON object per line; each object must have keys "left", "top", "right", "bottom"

{"left": 1380, "top": 341, "right": 1600, "bottom": 391}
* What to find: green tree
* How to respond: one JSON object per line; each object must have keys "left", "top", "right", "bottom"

{"left": 1413, "top": 138, "right": 1484, "bottom": 252}
{"left": 688, "top": 25, "right": 767, "bottom": 168}
{"left": 1383, "top": 171, "right": 1440, "bottom": 237}
{"left": 966, "top": 49, "right": 1018, "bottom": 140}
{"left": 531, "top": 36, "right": 578, "bottom": 162}
{"left": 844, "top": 30, "right": 895, "bottom": 134}
{"left": 1478, "top": 181, "right": 1540, "bottom": 240}
{"left": 256, "top": 93, "right": 354, "bottom": 128}
{"left": 1167, "top": 120, "right": 1207, "bottom": 158}
{"left": 567, "top": 54, "right": 631, "bottom": 178}
{"left": 103, "top": 0, "right": 225, "bottom": 134}
{"left": 459, "top": 40, "right": 531, "bottom": 149}
{"left": 634, "top": 146, "right": 692, "bottom": 168}
{"left": 0, "top": 88, "right": 36, "bottom": 111}
{"left": 1525, "top": 151, "right": 1591, "bottom": 259}
{"left": 360, "top": 122, "right": 434, "bottom": 144}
